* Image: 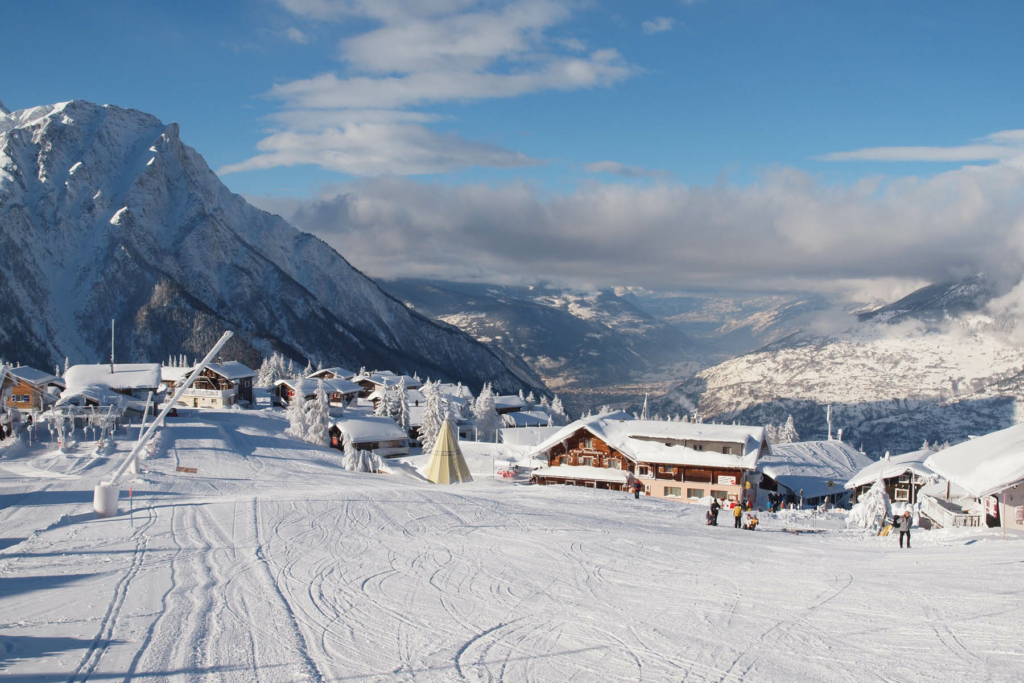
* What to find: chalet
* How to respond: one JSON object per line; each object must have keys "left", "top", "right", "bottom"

{"left": 529, "top": 414, "right": 769, "bottom": 506}
{"left": 501, "top": 410, "right": 551, "bottom": 428}
{"left": 352, "top": 371, "right": 422, "bottom": 398}
{"left": 58, "top": 364, "right": 162, "bottom": 414}
{"left": 926, "top": 425, "right": 1024, "bottom": 532}
{"left": 308, "top": 367, "right": 355, "bottom": 381}
{"left": 759, "top": 440, "right": 874, "bottom": 507}
{"left": 174, "top": 361, "right": 256, "bottom": 408}
{"left": 273, "top": 377, "right": 361, "bottom": 409}
{"left": 329, "top": 415, "right": 410, "bottom": 457}
{"left": 3, "top": 366, "right": 65, "bottom": 414}
{"left": 493, "top": 395, "right": 526, "bottom": 415}
{"left": 0, "top": 367, "right": 15, "bottom": 437}
{"left": 845, "top": 448, "right": 936, "bottom": 505}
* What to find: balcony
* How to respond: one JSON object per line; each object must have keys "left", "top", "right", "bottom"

{"left": 179, "top": 388, "right": 236, "bottom": 399}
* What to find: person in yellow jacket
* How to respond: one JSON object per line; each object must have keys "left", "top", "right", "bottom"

{"left": 733, "top": 503, "right": 743, "bottom": 529}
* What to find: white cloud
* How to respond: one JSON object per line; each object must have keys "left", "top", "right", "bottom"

{"left": 247, "top": 156, "right": 1024, "bottom": 292}
{"left": 584, "top": 160, "right": 670, "bottom": 178}
{"left": 285, "top": 27, "right": 310, "bottom": 44}
{"left": 820, "top": 129, "right": 1024, "bottom": 163}
{"left": 223, "top": 1, "right": 637, "bottom": 176}
{"left": 641, "top": 17, "right": 675, "bottom": 34}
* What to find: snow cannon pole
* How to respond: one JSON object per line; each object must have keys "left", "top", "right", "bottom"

{"left": 94, "top": 331, "right": 234, "bottom": 518}
{"left": 130, "top": 391, "right": 154, "bottom": 475}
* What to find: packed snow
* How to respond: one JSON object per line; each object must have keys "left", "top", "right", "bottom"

{"left": 1, "top": 408, "right": 1023, "bottom": 682}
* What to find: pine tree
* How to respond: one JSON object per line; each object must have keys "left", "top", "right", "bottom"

{"left": 473, "top": 383, "right": 500, "bottom": 442}
{"left": 525, "top": 391, "right": 536, "bottom": 410}
{"left": 550, "top": 395, "right": 568, "bottom": 426}
{"left": 64, "top": 357, "right": 70, "bottom": 376}
{"left": 374, "top": 382, "right": 392, "bottom": 417}
{"left": 418, "top": 380, "right": 445, "bottom": 453}
{"left": 303, "top": 360, "right": 314, "bottom": 377}
{"left": 343, "top": 438, "right": 359, "bottom": 470}
{"left": 395, "top": 377, "right": 411, "bottom": 434}
{"left": 305, "top": 380, "right": 331, "bottom": 446}
{"left": 539, "top": 395, "right": 550, "bottom": 409}
{"left": 781, "top": 415, "right": 799, "bottom": 443}
{"left": 287, "top": 359, "right": 297, "bottom": 379}
{"left": 285, "top": 385, "right": 310, "bottom": 441}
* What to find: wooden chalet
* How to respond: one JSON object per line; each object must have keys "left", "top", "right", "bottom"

{"left": 308, "top": 366, "right": 355, "bottom": 381}
{"left": 845, "top": 449, "right": 936, "bottom": 505}
{"left": 493, "top": 395, "right": 526, "bottom": 415}
{"left": 59, "top": 364, "right": 162, "bottom": 415}
{"left": 3, "top": 366, "right": 65, "bottom": 414}
{"left": 529, "top": 413, "right": 769, "bottom": 505}
{"left": 329, "top": 415, "right": 410, "bottom": 457}
{"left": 274, "top": 377, "right": 361, "bottom": 409}
{"left": 175, "top": 361, "right": 255, "bottom": 408}
{"left": 352, "top": 371, "right": 422, "bottom": 398}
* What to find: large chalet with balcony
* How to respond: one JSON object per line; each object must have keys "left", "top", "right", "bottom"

{"left": 174, "top": 361, "right": 256, "bottom": 408}
{"left": 529, "top": 413, "right": 770, "bottom": 506}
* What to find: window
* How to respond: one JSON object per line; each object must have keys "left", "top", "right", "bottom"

{"left": 694, "top": 444, "right": 704, "bottom": 451}
{"left": 581, "top": 457, "right": 593, "bottom": 467}
{"left": 687, "top": 488, "right": 705, "bottom": 499}
{"left": 722, "top": 446, "right": 733, "bottom": 455}
{"left": 894, "top": 488, "right": 909, "bottom": 501}
{"left": 583, "top": 437, "right": 594, "bottom": 449}
{"left": 664, "top": 487, "right": 682, "bottom": 497}
{"left": 711, "top": 490, "right": 728, "bottom": 500}
{"left": 638, "top": 466, "right": 651, "bottom": 477}
{"left": 559, "top": 457, "right": 567, "bottom": 466}
{"left": 13, "top": 394, "right": 29, "bottom": 403}
{"left": 898, "top": 474, "right": 911, "bottom": 483}
{"left": 610, "top": 460, "right": 620, "bottom": 469}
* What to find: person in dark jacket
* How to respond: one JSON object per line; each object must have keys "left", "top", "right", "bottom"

{"left": 710, "top": 498, "right": 721, "bottom": 526}
{"left": 894, "top": 510, "right": 913, "bottom": 548}
{"left": 632, "top": 480, "right": 643, "bottom": 500}
{"left": 733, "top": 503, "right": 743, "bottom": 529}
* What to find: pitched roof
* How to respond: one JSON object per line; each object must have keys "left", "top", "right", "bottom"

{"left": 530, "top": 413, "right": 767, "bottom": 470}
{"left": 63, "top": 364, "right": 161, "bottom": 392}
{"left": 275, "top": 377, "right": 361, "bottom": 396}
{"left": 203, "top": 361, "right": 255, "bottom": 380}
{"left": 493, "top": 395, "right": 527, "bottom": 410}
{"left": 333, "top": 415, "right": 409, "bottom": 443}
{"left": 925, "top": 424, "right": 1024, "bottom": 497}
{"left": 308, "top": 367, "right": 355, "bottom": 380}
{"left": 844, "top": 448, "right": 937, "bottom": 491}
{"left": 759, "top": 440, "right": 874, "bottom": 498}
{"left": 8, "top": 366, "right": 60, "bottom": 386}
{"left": 532, "top": 465, "right": 631, "bottom": 484}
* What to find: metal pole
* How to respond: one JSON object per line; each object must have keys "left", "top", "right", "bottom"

{"left": 107, "top": 331, "right": 233, "bottom": 487}
{"left": 111, "top": 319, "right": 115, "bottom": 374}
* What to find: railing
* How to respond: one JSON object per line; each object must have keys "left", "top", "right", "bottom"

{"left": 179, "top": 388, "right": 235, "bottom": 399}
{"left": 920, "top": 494, "right": 981, "bottom": 529}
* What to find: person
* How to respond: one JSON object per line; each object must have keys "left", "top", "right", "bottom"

{"left": 894, "top": 510, "right": 913, "bottom": 549}
{"left": 632, "top": 480, "right": 642, "bottom": 500}
{"left": 733, "top": 503, "right": 743, "bottom": 529}
{"left": 710, "top": 498, "right": 721, "bottom": 526}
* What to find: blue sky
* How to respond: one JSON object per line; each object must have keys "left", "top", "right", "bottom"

{"left": 6, "top": 0, "right": 1023, "bottom": 197}
{"left": 6, "top": 1, "right": 1024, "bottom": 293}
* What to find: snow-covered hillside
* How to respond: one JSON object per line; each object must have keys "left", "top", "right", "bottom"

{"left": 1, "top": 408, "right": 1022, "bottom": 681}
{"left": 0, "top": 100, "right": 535, "bottom": 392}
{"left": 659, "top": 301, "right": 1024, "bottom": 455}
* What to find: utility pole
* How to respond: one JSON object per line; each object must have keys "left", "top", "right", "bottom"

{"left": 110, "top": 319, "right": 115, "bottom": 374}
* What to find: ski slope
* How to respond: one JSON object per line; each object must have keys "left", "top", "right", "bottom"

{"left": 1, "top": 409, "right": 1023, "bottom": 682}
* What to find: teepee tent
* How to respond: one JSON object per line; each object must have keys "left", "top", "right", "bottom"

{"left": 423, "top": 419, "right": 473, "bottom": 484}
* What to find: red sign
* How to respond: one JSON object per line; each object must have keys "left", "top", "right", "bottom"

{"left": 985, "top": 496, "right": 999, "bottom": 517}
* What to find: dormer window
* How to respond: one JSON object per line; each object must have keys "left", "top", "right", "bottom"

{"left": 722, "top": 446, "right": 733, "bottom": 455}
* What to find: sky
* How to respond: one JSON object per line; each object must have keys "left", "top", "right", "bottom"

{"left": 5, "top": 1, "right": 1024, "bottom": 299}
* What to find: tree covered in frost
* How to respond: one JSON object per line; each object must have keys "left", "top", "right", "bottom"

{"left": 525, "top": 391, "right": 536, "bottom": 410}
{"left": 256, "top": 352, "right": 289, "bottom": 388}
{"left": 285, "top": 388, "right": 309, "bottom": 441}
{"left": 304, "top": 380, "right": 331, "bottom": 446}
{"left": 343, "top": 439, "right": 384, "bottom": 473}
{"left": 549, "top": 395, "right": 568, "bottom": 426}
{"left": 303, "top": 360, "right": 313, "bottom": 377}
{"left": 418, "top": 380, "right": 445, "bottom": 453}
{"left": 473, "top": 383, "right": 500, "bottom": 442}
{"left": 374, "top": 382, "right": 393, "bottom": 418}
{"left": 767, "top": 415, "right": 800, "bottom": 444}
{"left": 394, "top": 377, "right": 411, "bottom": 434}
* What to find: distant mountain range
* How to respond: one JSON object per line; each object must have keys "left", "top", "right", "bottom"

{"left": 654, "top": 276, "right": 1024, "bottom": 455}
{"left": 0, "top": 100, "right": 538, "bottom": 393}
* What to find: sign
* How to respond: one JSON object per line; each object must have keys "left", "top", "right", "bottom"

{"left": 826, "top": 480, "right": 835, "bottom": 489}
{"left": 984, "top": 495, "right": 999, "bottom": 517}
{"left": 176, "top": 466, "right": 198, "bottom": 474}
{"left": 718, "top": 475, "right": 737, "bottom": 486}
{"left": 1017, "top": 505, "right": 1023, "bottom": 525}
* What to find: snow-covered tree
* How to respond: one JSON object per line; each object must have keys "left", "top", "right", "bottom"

{"left": 286, "top": 359, "right": 297, "bottom": 379}
{"left": 518, "top": 389, "right": 526, "bottom": 404}
{"left": 305, "top": 380, "right": 331, "bottom": 446}
{"left": 473, "top": 383, "right": 500, "bottom": 442}
{"left": 55, "top": 364, "right": 60, "bottom": 378}
{"left": 374, "top": 382, "right": 392, "bottom": 417}
{"left": 64, "top": 357, "right": 70, "bottom": 376}
{"left": 418, "top": 380, "right": 445, "bottom": 453}
{"left": 525, "top": 391, "right": 536, "bottom": 410}
{"left": 847, "top": 478, "right": 892, "bottom": 530}
{"left": 303, "top": 360, "right": 314, "bottom": 377}
{"left": 394, "top": 377, "right": 411, "bottom": 434}
{"left": 285, "top": 387, "right": 309, "bottom": 441}
{"left": 539, "top": 395, "right": 550, "bottom": 409}
{"left": 550, "top": 395, "right": 568, "bottom": 426}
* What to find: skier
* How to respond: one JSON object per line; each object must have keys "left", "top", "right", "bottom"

{"left": 894, "top": 510, "right": 913, "bottom": 549}
{"left": 733, "top": 503, "right": 743, "bottom": 529}
{"left": 632, "top": 480, "right": 643, "bottom": 500}
{"left": 709, "top": 498, "right": 721, "bottom": 526}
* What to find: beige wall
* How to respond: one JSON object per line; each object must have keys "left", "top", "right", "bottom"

{"left": 998, "top": 484, "right": 1024, "bottom": 531}
{"left": 638, "top": 470, "right": 752, "bottom": 505}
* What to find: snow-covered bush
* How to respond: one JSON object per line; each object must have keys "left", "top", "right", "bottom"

{"left": 285, "top": 389, "right": 309, "bottom": 440}
{"left": 305, "top": 380, "right": 331, "bottom": 447}
{"left": 847, "top": 478, "right": 892, "bottom": 530}
{"left": 473, "top": 383, "right": 500, "bottom": 442}
{"left": 343, "top": 439, "right": 383, "bottom": 473}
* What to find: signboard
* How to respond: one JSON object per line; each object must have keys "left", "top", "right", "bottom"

{"left": 1016, "top": 505, "right": 1023, "bottom": 525}
{"left": 176, "top": 466, "right": 198, "bottom": 474}
{"left": 718, "top": 475, "right": 737, "bottom": 486}
{"left": 984, "top": 495, "right": 999, "bottom": 517}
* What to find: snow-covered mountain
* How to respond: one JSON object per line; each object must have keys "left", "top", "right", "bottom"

{"left": 0, "top": 100, "right": 536, "bottom": 392}
{"left": 380, "top": 279, "right": 695, "bottom": 389}
{"left": 655, "top": 277, "right": 1024, "bottom": 455}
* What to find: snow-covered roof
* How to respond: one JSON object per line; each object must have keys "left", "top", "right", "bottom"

{"left": 8, "top": 366, "right": 61, "bottom": 386}
{"left": 54, "top": 384, "right": 127, "bottom": 408}
{"left": 844, "top": 449, "right": 937, "bottom": 491}
{"left": 160, "top": 366, "right": 190, "bottom": 383}
{"left": 435, "top": 383, "right": 475, "bottom": 400}
{"left": 354, "top": 372, "right": 421, "bottom": 388}
{"left": 925, "top": 424, "right": 1024, "bottom": 497}
{"left": 494, "top": 395, "right": 527, "bottom": 411}
{"left": 499, "top": 426, "right": 564, "bottom": 448}
{"left": 64, "top": 364, "right": 161, "bottom": 392}
{"left": 530, "top": 414, "right": 767, "bottom": 470}
{"left": 532, "top": 465, "right": 631, "bottom": 485}
{"left": 203, "top": 361, "right": 255, "bottom": 381}
{"left": 275, "top": 377, "right": 361, "bottom": 396}
{"left": 0, "top": 366, "right": 13, "bottom": 391}
{"left": 308, "top": 367, "right": 355, "bottom": 380}
{"left": 759, "top": 441, "right": 874, "bottom": 498}
{"left": 333, "top": 415, "right": 409, "bottom": 444}
{"left": 501, "top": 411, "right": 551, "bottom": 428}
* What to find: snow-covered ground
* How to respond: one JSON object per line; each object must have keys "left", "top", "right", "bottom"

{"left": 1, "top": 409, "right": 1022, "bottom": 682}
